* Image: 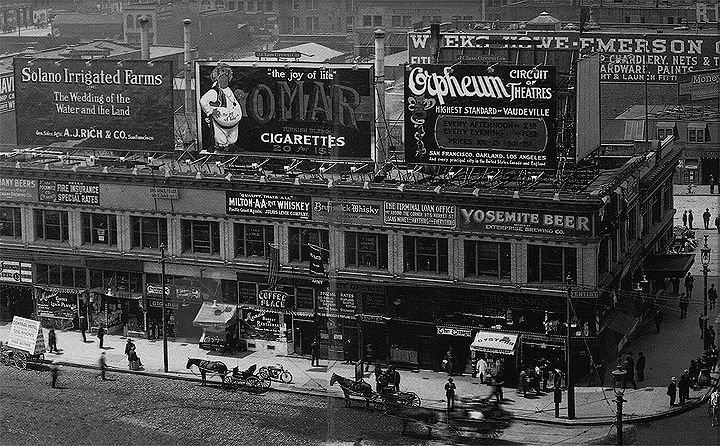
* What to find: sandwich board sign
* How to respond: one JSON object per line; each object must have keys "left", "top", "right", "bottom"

{"left": 7, "top": 316, "right": 46, "bottom": 354}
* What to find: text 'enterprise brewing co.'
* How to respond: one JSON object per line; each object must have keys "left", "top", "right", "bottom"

{"left": 459, "top": 207, "right": 592, "bottom": 238}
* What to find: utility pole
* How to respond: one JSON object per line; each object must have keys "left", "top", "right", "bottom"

{"left": 566, "top": 274, "right": 576, "bottom": 419}
{"left": 160, "top": 243, "right": 168, "bottom": 373}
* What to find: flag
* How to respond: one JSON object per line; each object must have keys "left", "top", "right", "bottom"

{"left": 308, "top": 243, "right": 326, "bottom": 281}
{"left": 267, "top": 243, "right": 280, "bottom": 289}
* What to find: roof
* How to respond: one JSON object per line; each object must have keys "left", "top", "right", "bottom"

{"left": 385, "top": 50, "right": 408, "bottom": 67}
{"left": 149, "top": 46, "right": 186, "bottom": 59}
{"left": 643, "top": 254, "right": 695, "bottom": 277}
{"left": 527, "top": 11, "right": 561, "bottom": 25}
{"left": 242, "top": 42, "right": 346, "bottom": 63}
{"left": 52, "top": 13, "right": 123, "bottom": 26}
{"left": 470, "top": 330, "right": 518, "bottom": 355}
{"left": 615, "top": 104, "right": 720, "bottom": 122}
{"left": 605, "top": 311, "right": 640, "bottom": 336}
{"left": 193, "top": 302, "right": 238, "bottom": 327}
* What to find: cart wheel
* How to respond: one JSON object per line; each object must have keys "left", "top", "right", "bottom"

{"left": 280, "top": 370, "right": 293, "bottom": 383}
{"left": 14, "top": 352, "right": 27, "bottom": 370}
{"left": 258, "top": 367, "right": 270, "bottom": 380}
{"left": 258, "top": 375, "right": 271, "bottom": 391}
{"left": 245, "top": 376, "right": 260, "bottom": 392}
{"left": 406, "top": 392, "right": 421, "bottom": 407}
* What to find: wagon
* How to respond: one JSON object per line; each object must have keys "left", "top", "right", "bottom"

{"left": 0, "top": 344, "right": 45, "bottom": 370}
{"left": 447, "top": 396, "right": 513, "bottom": 439}
{"left": 2, "top": 316, "right": 47, "bottom": 370}
{"left": 330, "top": 373, "right": 421, "bottom": 412}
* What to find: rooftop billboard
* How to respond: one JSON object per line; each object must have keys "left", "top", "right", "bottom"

{"left": 13, "top": 59, "right": 174, "bottom": 151}
{"left": 196, "top": 61, "right": 374, "bottom": 160}
{"left": 404, "top": 64, "right": 556, "bottom": 168}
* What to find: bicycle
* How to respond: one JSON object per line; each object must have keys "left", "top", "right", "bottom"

{"left": 258, "top": 364, "right": 293, "bottom": 383}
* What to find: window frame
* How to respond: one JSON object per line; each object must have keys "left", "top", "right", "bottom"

{"left": 403, "top": 236, "right": 448, "bottom": 274}
{"left": 81, "top": 213, "right": 118, "bottom": 246}
{"left": 234, "top": 223, "right": 274, "bottom": 258}
{"left": 288, "top": 227, "right": 329, "bottom": 263}
{"left": 0, "top": 206, "right": 22, "bottom": 238}
{"left": 34, "top": 209, "right": 69, "bottom": 242}
{"left": 527, "top": 245, "right": 577, "bottom": 283}
{"left": 464, "top": 240, "right": 511, "bottom": 280}
{"left": 345, "top": 232, "right": 388, "bottom": 269}
{"left": 130, "top": 216, "right": 167, "bottom": 250}
{"left": 181, "top": 219, "right": 221, "bottom": 255}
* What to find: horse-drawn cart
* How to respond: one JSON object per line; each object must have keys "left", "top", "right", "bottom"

{"left": 447, "top": 396, "right": 513, "bottom": 439}
{"left": 330, "top": 373, "right": 421, "bottom": 411}
{"left": 186, "top": 358, "right": 269, "bottom": 392}
{"left": 1, "top": 316, "right": 46, "bottom": 370}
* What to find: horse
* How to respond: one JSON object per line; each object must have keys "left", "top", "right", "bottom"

{"left": 330, "top": 373, "right": 374, "bottom": 408}
{"left": 186, "top": 358, "right": 228, "bottom": 386}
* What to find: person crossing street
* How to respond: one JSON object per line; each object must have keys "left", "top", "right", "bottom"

{"left": 703, "top": 208, "right": 711, "bottom": 230}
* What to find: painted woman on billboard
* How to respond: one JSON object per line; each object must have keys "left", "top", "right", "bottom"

{"left": 199, "top": 62, "right": 246, "bottom": 150}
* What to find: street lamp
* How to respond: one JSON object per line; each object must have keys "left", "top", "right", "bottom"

{"left": 612, "top": 367, "right": 627, "bottom": 445}
{"left": 160, "top": 243, "right": 168, "bottom": 373}
{"left": 701, "top": 235, "right": 711, "bottom": 349}
{"left": 565, "top": 274, "right": 576, "bottom": 419}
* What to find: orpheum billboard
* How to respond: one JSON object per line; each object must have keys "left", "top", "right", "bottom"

{"left": 13, "top": 59, "right": 174, "bottom": 151}
{"left": 404, "top": 64, "right": 556, "bottom": 168}
{"left": 196, "top": 61, "right": 373, "bottom": 160}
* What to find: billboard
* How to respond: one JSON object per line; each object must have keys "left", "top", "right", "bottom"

{"left": 404, "top": 64, "right": 556, "bottom": 168}
{"left": 38, "top": 180, "right": 100, "bottom": 206}
{"left": 408, "top": 31, "right": 720, "bottom": 84}
{"left": 575, "top": 54, "right": 601, "bottom": 161}
{"left": 678, "top": 69, "right": 720, "bottom": 102}
{"left": 14, "top": 59, "right": 174, "bottom": 151}
{"left": 458, "top": 206, "right": 593, "bottom": 238}
{"left": 195, "top": 61, "right": 374, "bottom": 159}
{"left": 226, "top": 191, "right": 311, "bottom": 220}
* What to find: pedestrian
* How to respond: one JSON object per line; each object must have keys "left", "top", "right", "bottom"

{"left": 682, "top": 210, "right": 688, "bottom": 227}
{"left": 709, "top": 284, "right": 717, "bottom": 311}
{"left": 128, "top": 346, "right": 142, "bottom": 369}
{"left": 443, "top": 347, "right": 454, "bottom": 376}
{"left": 679, "top": 293, "right": 689, "bottom": 318}
{"left": 97, "top": 325, "right": 105, "bottom": 349}
{"left": 50, "top": 360, "right": 60, "bottom": 388}
{"left": 364, "top": 343, "right": 373, "bottom": 372}
{"left": 48, "top": 328, "right": 57, "bottom": 353}
{"left": 685, "top": 272, "right": 695, "bottom": 299}
{"left": 654, "top": 308, "right": 664, "bottom": 333}
{"left": 678, "top": 370, "right": 690, "bottom": 405}
{"left": 476, "top": 355, "right": 488, "bottom": 384}
{"left": 389, "top": 365, "right": 400, "bottom": 392}
{"left": 636, "top": 352, "right": 646, "bottom": 382}
{"left": 709, "top": 326, "right": 716, "bottom": 350}
{"left": 688, "top": 210, "right": 694, "bottom": 229}
{"left": 310, "top": 337, "right": 320, "bottom": 367}
{"left": 124, "top": 338, "right": 136, "bottom": 364}
{"left": 445, "top": 377, "right": 456, "bottom": 410}
{"left": 667, "top": 377, "right": 677, "bottom": 407}
{"left": 488, "top": 375, "right": 504, "bottom": 402}
{"left": 98, "top": 352, "right": 108, "bottom": 381}
{"left": 80, "top": 317, "right": 87, "bottom": 342}
{"left": 343, "top": 338, "right": 352, "bottom": 364}
{"left": 704, "top": 208, "right": 711, "bottom": 230}
{"left": 623, "top": 353, "right": 637, "bottom": 389}
{"left": 710, "top": 175, "right": 716, "bottom": 194}
{"left": 373, "top": 364, "right": 383, "bottom": 392}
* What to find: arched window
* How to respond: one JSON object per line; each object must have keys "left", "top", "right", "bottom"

{"left": 126, "top": 15, "right": 134, "bottom": 29}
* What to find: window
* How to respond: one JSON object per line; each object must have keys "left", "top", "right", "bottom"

{"left": 292, "top": 16, "right": 300, "bottom": 31}
{"left": 265, "top": 0, "right": 273, "bottom": 11}
{"left": 289, "top": 227, "right": 328, "bottom": 263}
{"left": 0, "top": 206, "right": 21, "bottom": 238}
{"left": 403, "top": 236, "right": 448, "bottom": 274}
{"left": 527, "top": 245, "right": 577, "bottom": 283}
{"left": 345, "top": 232, "right": 388, "bottom": 269}
{"left": 81, "top": 213, "right": 117, "bottom": 246}
{"left": 306, "top": 16, "right": 319, "bottom": 32}
{"left": 373, "top": 15, "right": 382, "bottom": 26}
{"left": 37, "top": 264, "right": 86, "bottom": 288}
{"left": 363, "top": 15, "right": 372, "bottom": 26}
{"left": 235, "top": 224, "right": 274, "bottom": 258}
{"left": 657, "top": 122, "right": 676, "bottom": 140}
{"left": 391, "top": 16, "right": 401, "bottom": 27}
{"left": 624, "top": 120, "right": 644, "bottom": 141}
{"left": 464, "top": 241, "right": 510, "bottom": 279}
{"left": 296, "top": 287, "right": 314, "bottom": 309}
{"left": 628, "top": 206, "right": 637, "bottom": 241}
{"left": 402, "top": 16, "right": 412, "bottom": 27}
{"left": 126, "top": 15, "right": 134, "bottom": 29}
{"left": 35, "top": 209, "right": 69, "bottom": 242}
{"left": 130, "top": 216, "right": 167, "bottom": 249}
{"left": 90, "top": 270, "right": 142, "bottom": 293}
{"left": 346, "top": 16, "right": 354, "bottom": 26}
{"left": 181, "top": 220, "right": 220, "bottom": 255}
{"left": 688, "top": 123, "right": 707, "bottom": 143}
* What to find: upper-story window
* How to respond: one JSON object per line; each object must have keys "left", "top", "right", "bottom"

{"left": 688, "top": 123, "right": 708, "bottom": 143}
{"left": 35, "top": 209, "right": 69, "bottom": 242}
{"left": 90, "top": 269, "right": 143, "bottom": 293}
{"left": 181, "top": 220, "right": 220, "bottom": 255}
{"left": 345, "top": 232, "right": 388, "bottom": 269}
{"left": 363, "top": 15, "right": 371, "bottom": 26}
{"left": 130, "top": 216, "right": 167, "bottom": 249}
{"left": 656, "top": 122, "right": 676, "bottom": 140}
{"left": 81, "top": 213, "right": 117, "bottom": 246}
{"left": 0, "top": 206, "right": 22, "bottom": 238}
{"left": 403, "top": 236, "right": 448, "bottom": 274}
{"left": 527, "top": 245, "right": 577, "bottom": 283}
{"left": 234, "top": 223, "right": 274, "bottom": 258}
{"left": 126, "top": 15, "right": 134, "bottom": 29}
{"left": 289, "top": 227, "right": 328, "bottom": 262}
{"left": 464, "top": 241, "right": 511, "bottom": 279}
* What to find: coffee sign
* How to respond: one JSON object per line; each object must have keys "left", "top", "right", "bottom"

{"left": 258, "top": 289, "right": 288, "bottom": 309}
{"left": 458, "top": 207, "right": 592, "bottom": 238}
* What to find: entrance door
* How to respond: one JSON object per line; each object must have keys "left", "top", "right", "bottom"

{"left": 417, "top": 335, "right": 434, "bottom": 369}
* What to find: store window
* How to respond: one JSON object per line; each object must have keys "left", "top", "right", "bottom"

{"left": 35, "top": 209, "right": 69, "bottom": 242}
{"left": 403, "top": 236, "right": 448, "bottom": 274}
{"left": 373, "top": 15, "right": 382, "bottom": 26}
{"left": 527, "top": 245, "right": 577, "bottom": 283}
{"left": 130, "top": 216, "right": 167, "bottom": 249}
{"left": 37, "top": 264, "right": 86, "bottom": 288}
{"left": 0, "top": 206, "right": 21, "bottom": 238}
{"left": 238, "top": 281, "right": 257, "bottom": 305}
{"left": 391, "top": 15, "right": 401, "bottom": 27}
{"left": 289, "top": 227, "right": 329, "bottom": 262}
{"left": 362, "top": 15, "right": 371, "bottom": 26}
{"left": 90, "top": 270, "right": 143, "bottom": 293}
{"left": 81, "top": 213, "right": 117, "bottom": 246}
{"left": 464, "top": 241, "right": 511, "bottom": 279}
{"left": 181, "top": 220, "right": 220, "bottom": 255}
{"left": 345, "top": 232, "right": 388, "bottom": 269}
{"left": 296, "top": 287, "right": 314, "bottom": 309}
{"left": 234, "top": 223, "right": 274, "bottom": 258}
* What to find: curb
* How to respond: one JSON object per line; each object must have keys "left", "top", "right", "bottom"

{"left": 46, "top": 359, "right": 718, "bottom": 427}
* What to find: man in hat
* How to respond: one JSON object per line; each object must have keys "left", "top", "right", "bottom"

{"left": 678, "top": 370, "right": 690, "bottom": 405}
{"left": 199, "top": 62, "right": 246, "bottom": 150}
{"left": 667, "top": 377, "right": 677, "bottom": 407}
{"left": 445, "top": 377, "right": 456, "bottom": 410}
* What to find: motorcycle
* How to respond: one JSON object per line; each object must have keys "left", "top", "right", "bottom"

{"left": 258, "top": 364, "right": 293, "bottom": 383}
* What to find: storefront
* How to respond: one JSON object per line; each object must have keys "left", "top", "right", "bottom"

{"left": 193, "top": 300, "right": 240, "bottom": 352}
{"left": 240, "top": 307, "right": 289, "bottom": 354}
{"left": 145, "top": 281, "right": 203, "bottom": 341}
{"left": 89, "top": 289, "right": 144, "bottom": 336}
{"left": 35, "top": 285, "right": 81, "bottom": 330}
{"left": 437, "top": 325, "right": 475, "bottom": 375}
{"left": 0, "top": 261, "right": 33, "bottom": 322}
{"left": 470, "top": 330, "right": 519, "bottom": 383}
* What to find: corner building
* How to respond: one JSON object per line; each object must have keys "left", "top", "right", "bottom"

{"left": 0, "top": 138, "right": 679, "bottom": 379}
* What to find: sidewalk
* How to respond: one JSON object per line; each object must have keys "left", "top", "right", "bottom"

{"left": 2, "top": 323, "right": 716, "bottom": 426}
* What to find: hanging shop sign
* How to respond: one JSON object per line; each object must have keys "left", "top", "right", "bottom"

{"left": 0, "top": 261, "right": 32, "bottom": 283}
{"left": 148, "top": 299, "right": 180, "bottom": 309}
{"left": 0, "top": 178, "right": 37, "bottom": 202}
{"left": 404, "top": 64, "right": 556, "bottom": 168}
{"left": 570, "top": 287, "right": 599, "bottom": 300}
{"left": 36, "top": 288, "right": 78, "bottom": 319}
{"left": 226, "top": 191, "right": 311, "bottom": 220}
{"left": 312, "top": 199, "right": 383, "bottom": 226}
{"left": 148, "top": 187, "right": 179, "bottom": 200}
{"left": 678, "top": 69, "right": 720, "bottom": 102}
{"left": 407, "top": 31, "right": 720, "bottom": 84}
{"left": 437, "top": 326, "right": 473, "bottom": 337}
{"left": 146, "top": 284, "right": 202, "bottom": 302}
{"left": 14, "top": 58, "right": 174, "bottom": 151}
{"left": 458, "top": 207, "right": 593, "bottom": 238}
{"left": 258, "top": 289, "right": 288, "bottom": 309}
{"left": 195, "top": 61, "right": 374, "bottom": 159}
{"left": 242, "top": 308, "right": 282, "bottom": 332}
{"left": 38, "top": 180, "right": 100, "bottom": 206}
{"left": 384, "top": 201, "right": 456, "bottom": 229}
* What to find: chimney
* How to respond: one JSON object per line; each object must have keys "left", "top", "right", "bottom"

{"left": 374, "top": 28, "right": 386, "bottom": 168}
{"left": 139, "top": 16, "right": 150, "bottom": 60}
{"left": 183, "top": 19, "right": 193, "bottom": 116}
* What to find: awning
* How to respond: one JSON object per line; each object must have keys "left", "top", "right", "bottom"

{"left": 643, "top": 254, "right": 695, "bottom": 277}
{"left": 604, "top": 311, "right": 640, "bottom": 336}
{"left": 192, "top": 302, "right": 238, "bottom": 328}
{"left": 470, "top": 330, "right": 518, "bottom": 355}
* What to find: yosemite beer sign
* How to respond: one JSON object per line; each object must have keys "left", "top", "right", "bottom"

{"left": 195, "top": 61, "right": 374, "bottom": 159}
{"left": 404, "top": 64, "right": 556, "bottom": 168}
{"left": 459, "top": 207, "right": 593, "bottom": 238}
{"left": 13, "top": 58, "right": 174, "bottom": 151}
